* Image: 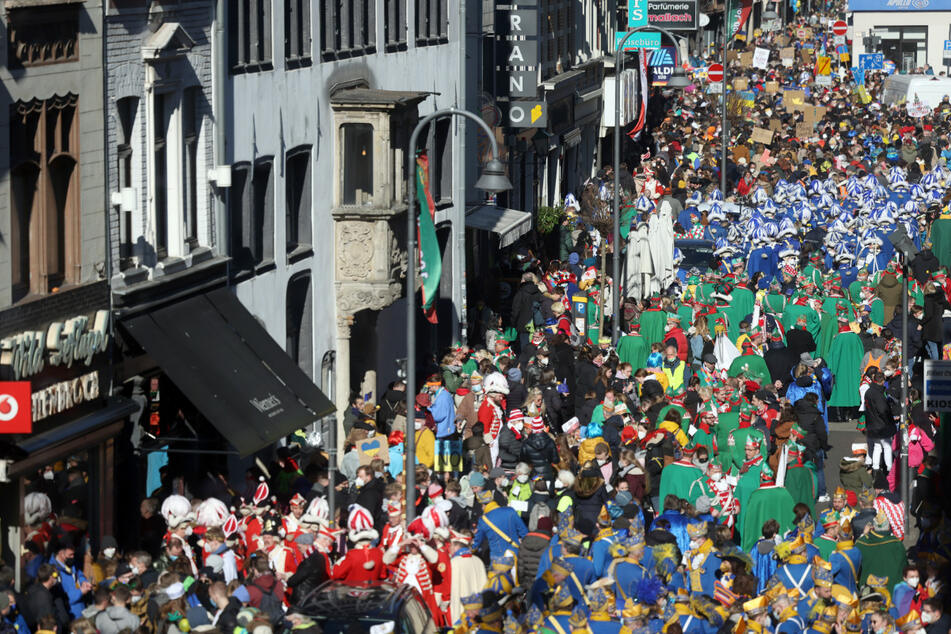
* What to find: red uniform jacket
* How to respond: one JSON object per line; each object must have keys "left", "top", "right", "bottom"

{"left": 331, "top": 544, "right": 387, "bottom": 583}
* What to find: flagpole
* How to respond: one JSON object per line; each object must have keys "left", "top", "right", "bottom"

{"left": 721, "top": 6, "right": 729, "bottom": 196}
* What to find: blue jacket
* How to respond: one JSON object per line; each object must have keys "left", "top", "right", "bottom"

{"left": 830, "top": 546, "right": 862, "bottom": 592}
{"left": 590, "top": 530, "right": 627, "bottom": 578}
{"left": 658, "top": 510, "right": 691, "bottom": 555}
{"left": 50, "top": 556, "right": 88, "bottom": 619}
{"left": 771, "top": 562, "right": 815, "bottom": 596}
{"left": 614, "top": 561, "right": 647, "bottom": 609}
{"left": 430, "top": 388, "right": 456, "bottom": 438}
{"left": 473, "top": 506, "right": 527, "bottom": 558}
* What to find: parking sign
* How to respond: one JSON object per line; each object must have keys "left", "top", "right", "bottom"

{"left": 859, "top": 53, "right": 883, "bottom": 70}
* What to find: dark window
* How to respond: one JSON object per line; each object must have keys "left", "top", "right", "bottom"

{"left": 341, "top": 123, "right": 373, "bottom": 206}
{"left": 252, "top": 157, "right": 275, "bottom": 263}
{"left": 153, "top": 92, "right": 169, "bottom": 259}
{"left": 319, "top": 0, "right": 375, "bottom": 59}
{"left": 116, "top": 96, "right": 138, "bottom": 270}
{"left": 286, "top": 272, "right": 313, "bottom": 377}
{"left": 9, "top": 95, "right": 81, "bottom": 302}
{"left": 415, "top": 0, "right": 448, "bottom": 45}
{"left": 285, "top": 146, "right": 312, "bottom": 252}
{"left": 430, "top": 118, "right": 451, "bottom": 203}
{"left": 183, "top": 87, "right": 201, "bottom": 248}
{"left": 230, "top": 162, "right": 253, "bottom": 269}
{"left": 284, "top": 0, "right": 311, "bottom": 64}
{"left": 229, "top": 0, "right": 272, "bottom": 71}
{"left": 874, "top": 26, "right": 927, "bottom": 72}
{"left": 384, "top": 0, "right": 406, "bottom": 49}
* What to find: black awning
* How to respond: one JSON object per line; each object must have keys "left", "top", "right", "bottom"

{"left": 123, "top": 288, "right": 335, "bottom": 456}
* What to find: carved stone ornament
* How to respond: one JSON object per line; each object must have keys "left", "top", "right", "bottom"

{"left": 336, "top": 223, "right": 375, "bottom": 280}
{"left": 334, "top": 283, "right": 403, "bottom": 315}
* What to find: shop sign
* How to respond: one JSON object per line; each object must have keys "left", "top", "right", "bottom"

{"left": 647, "top": 0, "right": 698, "bottom": 30}
{"left": 848, "top": 0, "right": 951, "bottom": 10}
{"left": 31, "top": 371, "right": 100, "bottom": 423}
{"left": 496, "top": 5, "right": 539, "bottom": 99}
{"left": 0, "top": 381, "right": 32, "bottom": 434}
{"left": 0, "top": 311, "right": 109, "bottom": 380}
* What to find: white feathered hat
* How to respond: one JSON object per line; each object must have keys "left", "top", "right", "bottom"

{"left": 161, "top": 494, "right": 195, "bottom": 528}
{"left": 301, "top": 496, "right": 330, "bottom": 527}
{"left": 24, "top": 492, "right": 52, "bottom": 525}
{"left": 347, "top": 504, "right": 379, "bottom": 543}
{"left": 196, "top": 498, "right": 229, "bottom": 527}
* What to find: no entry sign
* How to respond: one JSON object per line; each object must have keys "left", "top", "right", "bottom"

{"left": 832, "top": 20, "right": 847, "bottom": 36}
{"left": 708, "top": 63, "right": 724, "bottom": 82}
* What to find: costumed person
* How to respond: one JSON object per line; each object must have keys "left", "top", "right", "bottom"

{"left": 478, "top": 373, "right": 509, "bottom": 467}
{"left": 856, "top": 511, "right": 907, "bottom": 593}
{"left": 740, "top": 462, "right": 795, "bottom": 552}
{"left": 684, "top": 520, "right": 719, "bottom": 598}
{"left": 332, "top": 504, "right": 387, "bottom": 583}
{"left": 449, "top": 530, "right": 487, "bottom": 625}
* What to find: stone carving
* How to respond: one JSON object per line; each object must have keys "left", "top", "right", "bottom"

{"left": 389, "top": 230, "right": 407, "bottom": 280}
{"left": 335, "top": 283, "right": 403, "bottom": 315}
{"left": 7, "top": 7, "right": 79, "bottom": 67}
{"left": 336, "top": 223, "right": 375, "bottom": 280}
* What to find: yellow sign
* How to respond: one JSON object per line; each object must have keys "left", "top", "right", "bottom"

{"left": 530, "top": 104, "right": 543, "bottom": 124}
{"left": 815, "top": 56, "right": 832, "bottom": 76}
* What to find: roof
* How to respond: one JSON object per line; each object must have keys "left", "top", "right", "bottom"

{"left": 294, "top": 581, "right": 416, "bottom": 619}
{"left": 330, "top": 89, "right": 429, "bottom": 107}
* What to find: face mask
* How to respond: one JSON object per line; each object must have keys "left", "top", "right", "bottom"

{"left": 103, "top": 547, "right": 116, "bottom": 559}
{"left": 414, "top": 421, "right": 423, "bottom": 430}
{"left": 710, "top": 472, "right": 722, "bottom": 482}
{"left": 555, "top": 480, "right": 566, "bottom": 490}
{"left": 513, "top": 422, "right": 523, "bottom": 432}
{"left": 63, "top": 557, "right": 75, "bottom": 568}
{"left": 922, "top": 613, "right": 935, "bottom": 624}
{"left": 638, "top": 429, "right": 646, "bottom": 439}
{"left": 690, "top": 538, "right": 704, "bottom": 549}
{"left": 168, "top": 554, "right": 178, "bottom": 561}
{"left": 906, "top": 577, "right": 919, "bottom": 587}
{"left": 499, "top": 478, "right": 510, "bottom": 488}
{"left": 374, "top": 472, "right": 383, "bottom": 479}
{"left": 131, "top": 596, "right": 143, "bottom": 604}
{"left": 354, "top": 477, "right": 366, "bottom": 488}
{"left": 43, "top": 470, "right": 55, "bottom": 481}
{"left": 472, "top": 384, "right": 483, "bottom": 393}
{"left": 539, "top": 357, "right": 549, "bottom": 366}
{"left": 184, "top": 526, "right": 193, "bottom": 537}
{"left": 517, "top": 474, "right": 529, "bottom": 483}
{"left": 597, "top": 458, "right": 609, "bottom": 466}
{"left": 875, "top": 627, "right": 886, "bottom": 634}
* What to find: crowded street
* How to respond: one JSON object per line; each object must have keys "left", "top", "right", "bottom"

{"left": 3, "top": 0, "right": 951, "bottom": 633}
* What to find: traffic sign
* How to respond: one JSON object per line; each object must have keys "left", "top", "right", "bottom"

{"left": 944, "top": 39, "right": 951, "bottom": 51}
{"left": 832, "top": 20, "right": 847, "bottom": 36}
{"left": 859, "top": 53, "right": 883, "bottom": 70}
{"left": 944, "top": 40, "right": 951, "bottom": 65}
{"left": 708, "top": 63, "right": 724, "bottom": 82}
{"left": 615, "top": 31, "right": 662, "bottom": 51}
{"left": 924, "top": 360, "right": 951, "bottom": 412}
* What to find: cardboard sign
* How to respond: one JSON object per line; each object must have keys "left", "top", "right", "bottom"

{"left": 357, "top": 436, "right": 391, "bottom": 464}
{"left": 740, "top": 52, "right": 753, "bottom": 66}
{"left": 777, "top": 35, "right": 790, "bottom": 47}
{"left": 751, "top": 127, "right": 774, "bottom": 145}
{"left": 391, "top": 414, "right": 406, "bottom": 433}
{"left": 753, "top": 47, "right": 770, "bottom": 69}
{"left": 781, "top": 47, "right": 795, "bottom": 61}
{"left": 728, "top": 50, "right": 739, "bottom": 63}
{"left": 784, "top": 89, "right": 807, "bottom": 112}
{"left": 765, "top": 80, "right": 780, "bottom": 93}
{"left": 798, "top": 27, "right": 813, "bottom": 39}
{"left": 769, "top": 119, "right": 783, "bottom": 132}
{"left": 796, "top": 122, "right": 812, "bottom": 138}
{"left": 733, "top": 77, "right": 749, "bottom": 91}
{"left": 801, "top": 50, "right": 813, "bottom": 64}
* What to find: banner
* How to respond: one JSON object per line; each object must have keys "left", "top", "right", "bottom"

{"left": 415, "top": 153, "right": 441, "bottom": 324}
{"left": 628, "top": 52, "right": 650, "bottom": 141}
{"left": 726, "top": 0, "right": 753, "bottom": 39}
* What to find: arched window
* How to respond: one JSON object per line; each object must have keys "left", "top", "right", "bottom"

{"left": 286, "top": 272, "right": 313, "bottom": 377}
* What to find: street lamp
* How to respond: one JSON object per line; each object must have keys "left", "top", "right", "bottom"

{"left": 405, "top": 108, "right": 512, "bottom": 523}
{"left": 612, "top": 26, "right": 690, "bottom": 345}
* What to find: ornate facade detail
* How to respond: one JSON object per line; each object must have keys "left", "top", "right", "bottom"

{"left": 336, "top": 223, "right": 375, "bottom": 280}
{"left": 7, "top": 5, "right": 79, "bottom": 67}
{"left": 335, "top": 282, "right": 404, "bottom": 315}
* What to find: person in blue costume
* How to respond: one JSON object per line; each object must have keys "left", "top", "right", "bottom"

{"left": 586, "top": 579, "right": 623, "bottom": 634}
{"left": 662, "top": 589, "right": 720, "bottom": 634}
{"left": 656, "top": 495, "right": 692, "bottom": 555}
{"left": 528, "top": 557, "right": 574, "bottom": 612}
{"left": 609, "top": 533, "right": 649, "bottom": 610}
{"left": 796, "top": 563, "right": 835, "bottom": 625}
{"left": 767, "top": 582, "right": 809, "bottom": 634}
{"left": 752, "top": 519, "right": 781, "bottom": 594}
{"left": 830, "top": 520, "right": 863, "bottom": 594}
{"left": 560, "top": 527, "right": 596, "bottom": 611}
{"left": 768, "top": 535, "right": 816, "bottom": 599}
{"left": 748, "top": 244, "right": 780, "bottom": 284}
{"left": 473, "top": 491, "right": 528, "bottom": 559}
{"left": 589, "top": 516, "right": 630, "bottom": 578}
{"left": 540, "top": 583, "right": 575, "bottom": 633}
{"left": 683, "top": 521, "right": 718, "bottom": 598}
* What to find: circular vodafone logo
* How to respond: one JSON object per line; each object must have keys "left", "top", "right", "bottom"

{"left": 0, "top": 394, "right": 20, "bottom": 422}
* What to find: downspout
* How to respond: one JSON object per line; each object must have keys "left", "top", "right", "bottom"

{"left": 214, "top": 0, "right": 230, "bottom": 284}
{"left": 454, "top": 0, "right": 467, "bottom": 343}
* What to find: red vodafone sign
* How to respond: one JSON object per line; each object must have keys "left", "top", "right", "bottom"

{"left": 0, "top": 382, "right": 32, "bottom": 433}
{"left": 832, "top": 20, "right": 847, "bottom": 36}
{"left": 708, "top": 63, "right": 724, "bottom": 82}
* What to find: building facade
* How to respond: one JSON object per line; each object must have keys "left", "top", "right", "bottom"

{"left": 849, "top": 0, "right": 951, "bottom": 73}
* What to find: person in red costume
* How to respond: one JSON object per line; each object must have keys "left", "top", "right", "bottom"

{"left": 331, "top": 504, "right": 387, "bottom": 583}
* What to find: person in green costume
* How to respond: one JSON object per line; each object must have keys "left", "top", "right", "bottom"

{"left": 848, "top": 269, "right": 870, "bottom": 304}
{"left": 928, "top": 213, "right": 951, "bottom": 269}
{"left": 617, "top": 330, "right": 650, "bottom": 372}
{"left": 658, "top": 456, "right": 705, "bottom": 512}
{"left": 801, "top": 253, "right": 825, "bottom": 287}
{"left": 816, "top": 310, "right": 839, "bottom": 361}
{"left": 826, "top": 310, "right": 865, "bottom": 416}
{"left": 727, "top": 341, "right": 771, "bottom": 384}
{"left": 639, "top": 303, "right": 668, "bottom": 347}
{"left": 687, "top": 408, "right": 718, "bottom": 456}
{"left": 855, "top": 512, "right": 908, "bottom": 592}
{"left": 727, "top": 424, "right": 766, "bottom": 472}
{"left": 782, "top": 299, "right": 822, "bottom": 343}
{"left": 814, "top": 510, "right": 841, "bottom": 561}
{"left": 740, "top": 462, "right": 796, "bottom": 553}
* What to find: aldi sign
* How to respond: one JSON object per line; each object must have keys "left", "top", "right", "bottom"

{"left": 649, "top": 46, "right": 677, "bottom": 85}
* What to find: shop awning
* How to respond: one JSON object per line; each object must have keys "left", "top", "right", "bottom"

{"left": 465, "top": 205, "right": 533, "bottom": 248}
{"left": 123, "top": 289, "right": 335, "bottom": 456}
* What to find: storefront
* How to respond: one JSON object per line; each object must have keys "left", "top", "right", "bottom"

{"left": 0, "top": 282, "right": 137, "bottom": 573}
{"left": 849, "top": 0, "right": 951, "bottom": 73}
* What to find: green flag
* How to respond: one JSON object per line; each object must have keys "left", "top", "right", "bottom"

{"left": 415, "top": 152, "right": 441, "bottom": 323}
{"left": 726, "top": 0, "right": 752, "bottom": 39}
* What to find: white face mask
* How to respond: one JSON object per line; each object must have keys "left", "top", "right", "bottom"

{"left": 354, "top": 477, "right": 366, "bottom": 488}
{"left": 499, "top": 478, "right": 510, "bottom": 488}
{"left": 516, "top": 474, "right": 529, "bottom": 483}
{"left": 513, "top": 422, "right": 523, "bottom": 432}
{"left": 539, "top": 357, "right": 549, "bottom": 366}
{"left": 374, "top": 472, "right": 383, "bottom": 479}
{"left": 906, "top": 577, "right": 919, "bottom": 587}
{"left": 184, "top": 526, "right": 193, "bottom": 537}
{"left": 710, "top": 472, "right": 722, "bottom": 482}
{"left": 637, "top": 429, "right": 647, "bottom": 439}
{"left": 472, "top": 384, "right": 483, "bottom": 393}
{"left": 414, "top": 421, "right": 423, "bottom": 430}
{"left": 103, "top": 547, "right": 116, "bottom": 559}
{"left": 922, "top": 612, "right": 935, "bottom": 624}
{"left": 131, "top": 596, "right": 143, "bottom": 604}
{"left": 555, "top": 480, "right": 566, "bottom": 490}
{"left": 690, "top": 538, "right": 704, "bottom": 549}
{"left": 43, "top": 470, "right": 55, "bottom": 481}
{"left": 597, "top": 458, "right": 609, "bottom": 466}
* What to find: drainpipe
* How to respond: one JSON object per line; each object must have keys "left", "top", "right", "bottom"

{"left": 454, "top": 0, "right": 468, "bottom": 344}
{"left": 214, "top": 0, "right": 229, "bottom": 282}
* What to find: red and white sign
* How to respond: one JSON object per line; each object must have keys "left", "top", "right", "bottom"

{"left": 708, "top": 63, "right": 724, "bottom": 82}
{"left": 832, "top": 20, "right": 847, "bottom": 37}
{"left": 0, "top": 382, "right": 32, "bottom": 433}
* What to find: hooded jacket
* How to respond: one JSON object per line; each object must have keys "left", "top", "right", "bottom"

{"left": 94, "top": 605, "right": 141, "bottom": 634}
{"left": 876, "top": 273, "right": 902, "bottom": 324}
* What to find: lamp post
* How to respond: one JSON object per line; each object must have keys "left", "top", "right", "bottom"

{"left": 720, "top": 15, "right": 729, "bottom": 196}
{"left": 612, "top": 26, "right": 690, "bottom": 345}
{"left": 405, "top": 108, "right": 512, "bottom": 523}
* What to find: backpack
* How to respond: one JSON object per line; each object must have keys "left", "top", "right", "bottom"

{"left": 250, "top": 580, "right": 285, "bottom": 625}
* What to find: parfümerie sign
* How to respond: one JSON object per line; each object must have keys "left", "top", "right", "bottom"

{"left": 0, "top": 311, "right": 110, "bottom": 380}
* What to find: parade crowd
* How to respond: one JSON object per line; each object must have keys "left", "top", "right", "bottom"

{"left": 5, "top": 6, "right": 951, "bottom": 634}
